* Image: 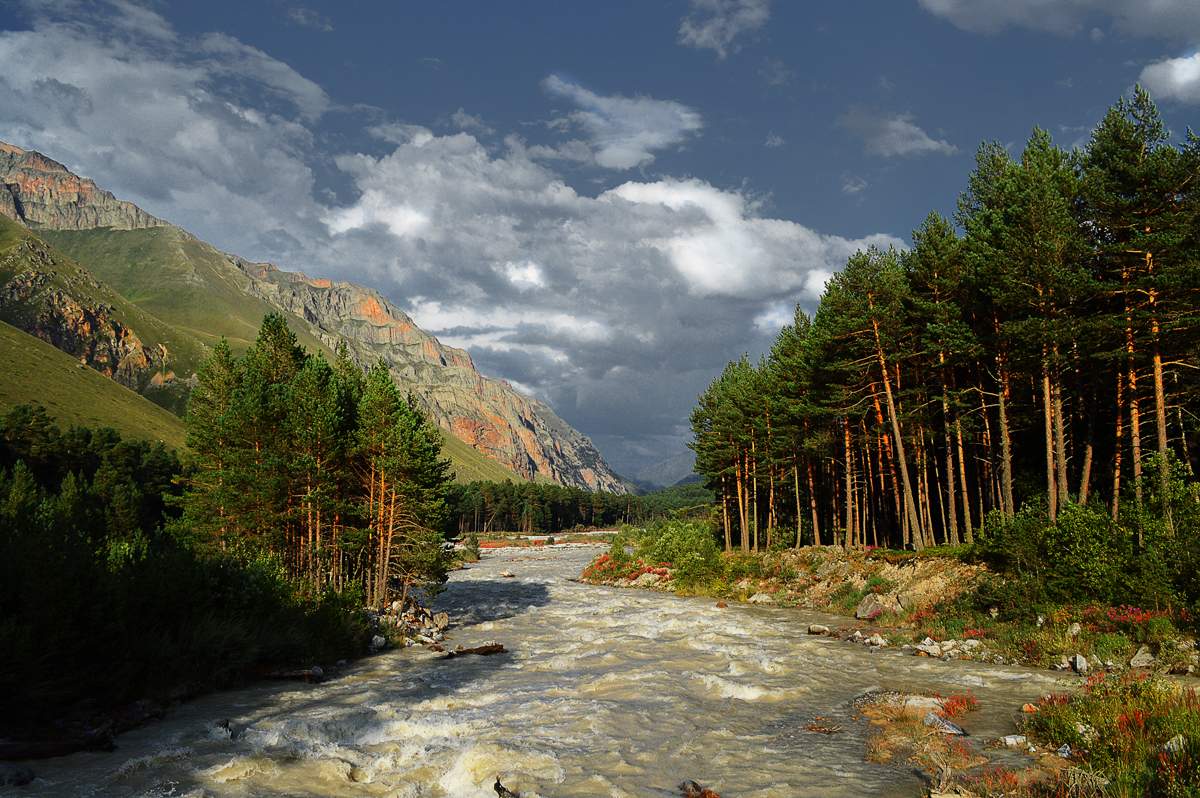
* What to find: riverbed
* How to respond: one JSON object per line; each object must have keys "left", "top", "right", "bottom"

{"left": 15, "top": 546, "right": 1066, "bottom": 797}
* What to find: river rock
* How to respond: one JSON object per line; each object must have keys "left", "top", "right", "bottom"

{"left": 1001, "top": 734, "right": 1028, "bottom": 748}
{"left": 1057, "top": 744, "right": 1072, "bottom": 758}
{"left": 748, "top": 592, "right": 776, "bottom": 605}
{"left": 959, "top": 639, "right": 982, "bottom": 651}
{"left": 807, "top": 624, "right": 830, "bottom": 635}
{"left": 1163, "top": 734, "right": 1186, "bottom": 755}
{"left": 1129, "top": 645, "right": 1156, "bottom": 668}
{"left": 923, "top": 711, "right": 966, "bottom": 735}
{"left": 432, "top": 612, "right": 450, "bottom": 631}
{"left": 916, "top": 638, "right": 943, "bottom": 657}
{"left": 500, "top": 570, "right": 516, "bottom": 578}
{"left": 370, "top": 635, "right": 387, "bottom": 651}
{"left": 866, "top": 634, "right": 888, "bottom": 647}
{"left": 1069, "top": 653, "right": 1089, "bottom": 674}
{"left": 633, "top": 571, "right": 661, "bottom": 587}
{"left": 903, "top": 695, "right": 944, "bottom": 711}
{"left": 854, "top": 592, "right": 900, "bottom": 620}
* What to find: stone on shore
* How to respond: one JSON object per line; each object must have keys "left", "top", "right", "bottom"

{"left": 1069, "top": 653, "right": 1089, "bottom": 674}
{"left": 807, "top": 624, "right": 830, "bottom": 635}
{"left": 1129, "top": 645, "right": 1156, "bottom": 669}
{"left": 854, "top": 592, "right": 901, "bottom": 620}
{"left": 748, "top": 592, "right": 776, "bottom": 605}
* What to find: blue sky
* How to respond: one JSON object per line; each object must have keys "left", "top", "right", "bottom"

{"left": 2, "top": 0, "right": 1199, "bottom": 479}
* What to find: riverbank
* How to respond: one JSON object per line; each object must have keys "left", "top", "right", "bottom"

{"left": 581, "top": 544, "right": 1200, "bottom": 680}
{"left": 9, "top": 545, "right": 1066, "bottom": 797}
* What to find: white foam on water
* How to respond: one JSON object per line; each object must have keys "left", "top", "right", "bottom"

{"left": 437, "top": 744, "right": 564, "bottom": 798}
{"left": 696, "top": 673, "right": 768, "bottom": 701}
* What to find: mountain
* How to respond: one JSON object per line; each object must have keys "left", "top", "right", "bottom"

{"left": 0, "top": 140, "right": 626, "bottom": 492}
{"left": 0, "top": 319, "right": 185, "bottom": 448}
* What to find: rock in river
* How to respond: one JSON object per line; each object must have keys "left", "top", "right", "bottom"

{"left": 854, "top": 592, "right": 900, "bottom": 620}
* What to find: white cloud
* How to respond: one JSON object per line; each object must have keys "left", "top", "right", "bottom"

{"left": 0, "top": 0, "right": 902, "bottom": 473}
{"left": 1141, "top": 52, "right": 1200, "bottom": 103}
{"left": 449, "top": 107, "right": 493, "bottom": 134}
{"left": 542, "top": 75, "right": 702, "bottom": 169}
{"left": 502, "top": 260, "right": 546, "bottom": 291}
{"left": 764, "top": 132, "right": 785, "bottom": 147}
{"left": 286, "top": 7, "right": 333, "bottom": 32}
{"left": 841, "top": 174, "right": 868, "bottom": 195}
{"left": 678, "top": 0, "right": 771, "bottom": 59}
{"left": 918, "top": 0, "right": 1200, "bottom": 41}
{"left": 838, "top": 107, "right": 957, "bottom": 157}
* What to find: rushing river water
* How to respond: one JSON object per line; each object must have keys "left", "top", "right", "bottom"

{"left": 16, "top": 546, "right": 1067, "bottom": 798}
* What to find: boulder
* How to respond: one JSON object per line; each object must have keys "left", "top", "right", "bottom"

{"left": 370, "top": 635, "right": 387, "bottom": 651}
{"left": 807, "top": 624, "right": 830, "bottom": 635}
{"left": 959, "top": 639, "right": 983, "bottom": 651}
{"left": 633, "top": 571, "right": 661, "bottom": 587}
{"left": 854, "top": 592, "right": 901, "bottom": 620}
{"left": 748, "top": 592, "right": 776, "bottom": 605}
{"left": 432, "top": 612, "right": 450, "bottom": 631}
{"left": 916, "top": 638, "right": 943, "bottom": 658}
{"left": 1069, "top": 653, "right": 1089, "bottom": 674}
{"left": 1129, "top": 645, "right": 1156, "bottom": 669}
{"left": 500, "top": 570, "right": 516, "bottom": 578}
{"left": 1000, "top": 734, "right": 1028, "bottom": 748}
{"left": 866, "top": 634, "right": 888, "bottom": 647}
{"left": 903, "top": 695, "right": 944, "bottom": 711}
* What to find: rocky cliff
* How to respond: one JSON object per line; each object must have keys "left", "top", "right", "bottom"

{"left": 0, "top": 142, "right": 163, "bottom": 230}
{"left": 0, "top": 221, "right": 171, "bottom": 392}
{"left": 236, "top": 261, "right": 626, "bottom": 492}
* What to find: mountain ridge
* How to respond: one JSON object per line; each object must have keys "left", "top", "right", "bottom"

{"left": 0, "top": 140, "right": 627, "bottom": 492}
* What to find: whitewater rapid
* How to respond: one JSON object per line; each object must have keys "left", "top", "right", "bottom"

{"left": 15, "top": 546, "right": 1064, "bottom": 797}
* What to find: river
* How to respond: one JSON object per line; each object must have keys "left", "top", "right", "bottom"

{"left": 15, "top": 546, "right": 1065, "bottom": 797}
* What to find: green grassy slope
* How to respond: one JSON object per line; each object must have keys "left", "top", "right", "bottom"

{"left": 0, "top": 320, "right": 186, "bottom": 448}
{"left": 41, "top": 227, "right": 329, "bottom": 358}
{"left": 0, "top": 216, "right": 210, "bottom": 377}
{"left": 0, "top": 319, "right": 516, "bottom": 480}
{"left": 440, "top": 431, "right": 523, "bottom": 483}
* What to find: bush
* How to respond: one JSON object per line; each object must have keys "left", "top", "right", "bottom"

{"left": 635, "top": 519, "right": 721, "bottom": 587}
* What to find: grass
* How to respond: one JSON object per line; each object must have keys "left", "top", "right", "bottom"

{"left": 1020, "top": 673, "right": 1200, "bottom": 797}
{"left": 0, "top": 320, "right": 186, "bottom": 449}
{"left": 40, "top": 226, "right": 328, "bottom": 362}
{"left": 439, "top": 431, "right": 522, "bottom": 483}
{"left": 1, "top": 217, "right": 211, "bottom": 392}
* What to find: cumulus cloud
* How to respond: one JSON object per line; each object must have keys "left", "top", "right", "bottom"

{"left": 541, "top": 75, "right": 702, "bottom": 169}
{"left": 0, "top": 0, "right": 901, "bottom": 473}
{"left": 678, "top": 0, "right": 771, "bottom": 59}
{"left": 764, "top": 132, "right": 785, "bottom": 147}
{"left": 1140, "top": 52, "right": 1200, "bottom": 103}
{"left": 0, "top": 1, "right": 325, "bottom": 262}
{"left": 917, "top": 0, "right": 1200, "bottom": 41}
{"left": 838, "top": 107, "right": 957, "bottom": 157}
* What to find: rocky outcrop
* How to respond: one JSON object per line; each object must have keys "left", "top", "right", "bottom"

{"left": 0, "top": 232, "right": 168, "bottom": 391}
{"left": 236, "top": 261, "right": 627, "bottom": 493}
{"left": 0, "top": 141, "right": 163, "bottom": 231}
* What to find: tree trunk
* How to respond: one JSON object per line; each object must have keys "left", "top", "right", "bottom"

{"left": 792, "top": 461, "right": 802, "bottom": 548}
{"left": 1042, "top": 351, "right": 1058, "bottom": 522}
{"left": 1052, "top": 365, "right": 1070, "bottom": 509}
{"left": 940, "top": 373, "right": 960, "bottom": 544}
{"left": 868, "top": 307, "right": 922, "bottom": 547}
{"left": 1112, "top": 371, "right": 1124, "bottom": 521}
{"left": 807, "top": 459, "right": 821, "bottom": 546}
{"left": 843, "top": 418, "right": 854, "bottom": 548}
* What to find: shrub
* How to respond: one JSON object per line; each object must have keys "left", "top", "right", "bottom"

{"left": 635, "top": 519, "right": 721, "bottom": 587}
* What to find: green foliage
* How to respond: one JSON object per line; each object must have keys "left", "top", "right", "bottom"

{"left": 635, "top": 519, "right": 721, "bottom": 586}
{"left": 1024, "top": 674, "right": 1200, "bottom": 797}
{"left": 0, "top": 408, "right": 371, "bottom": 729}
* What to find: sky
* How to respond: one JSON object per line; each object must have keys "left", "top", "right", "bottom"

{"left": 1, "top": 0, "right": 1199, "bottom": 481}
